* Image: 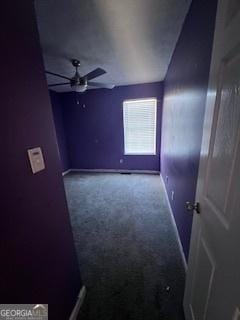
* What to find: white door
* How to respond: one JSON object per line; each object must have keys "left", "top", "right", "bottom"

{"left": 184, "top": 0, "right": 240, "bottom": 319}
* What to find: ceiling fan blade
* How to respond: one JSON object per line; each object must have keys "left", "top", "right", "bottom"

{"left": 48, "top": 82, "right": 69, "bottom": 87}
{"left": 83, "top": 68, "right": 106, "bottom": 80}
{"left": 45, "top": 71, "right": 71, "bottom": 81}
{"left": 88, "top": 82, "right": 115, "bottom": 89}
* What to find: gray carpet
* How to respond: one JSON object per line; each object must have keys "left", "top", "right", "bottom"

{"left": 64, "top": 173, "right": 186, "bottom": 320}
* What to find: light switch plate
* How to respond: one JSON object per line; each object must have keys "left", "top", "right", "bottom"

{"left": 27, "top": 147, "right": 45, "bottom": 174}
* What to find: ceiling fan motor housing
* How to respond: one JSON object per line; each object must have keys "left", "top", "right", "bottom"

{"left": 71, "top": 76, "right": 87, "bottom": 92}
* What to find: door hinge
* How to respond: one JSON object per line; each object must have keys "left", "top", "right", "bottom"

{"left": 186, "top": 201, "right": 200, "bottom": 214}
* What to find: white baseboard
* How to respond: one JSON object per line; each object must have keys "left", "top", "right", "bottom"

{"left": 69, "top": 168, "right": 159, "bottom": 174}
{"left": 62, "top": 169, "right": 71, "bottom": 176}
{"left": 160, "top": 174, "right": 188, "bottom": 272}
{"left": 69, "top": 286, "right": 87, "bottom": 320}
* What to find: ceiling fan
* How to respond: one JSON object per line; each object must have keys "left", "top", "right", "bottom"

{"left": 45, "top": 59, "right": 115, "bottom": 92}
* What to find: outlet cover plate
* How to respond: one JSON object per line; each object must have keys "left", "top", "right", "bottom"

{"left": 28, "top": 147, "right": 45, "bottom": 174}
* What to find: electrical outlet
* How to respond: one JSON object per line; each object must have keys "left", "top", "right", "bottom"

{"left": 171, "top": 191, "right": 174, "bottom": 201}
{"left": 120, "top": 159, "right": 123, "bottom": 164}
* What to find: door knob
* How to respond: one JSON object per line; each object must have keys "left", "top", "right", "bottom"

{"left": 186, "top": 201, "right": 200, "bottom": 214}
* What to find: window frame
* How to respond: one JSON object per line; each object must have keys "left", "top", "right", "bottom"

{"left": 123, "top": 97, "right": 157, "bottom": 156}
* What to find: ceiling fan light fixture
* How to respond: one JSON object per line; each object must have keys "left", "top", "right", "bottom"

{"left": 71, "top": 83, "right": 87, "bottom": 92}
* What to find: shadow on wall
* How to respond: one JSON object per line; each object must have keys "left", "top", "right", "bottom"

{"left": 51, "top": 90, "right": 70, "bottom": 172}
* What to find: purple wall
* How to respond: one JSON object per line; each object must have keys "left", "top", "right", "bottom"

{"left": 1, "top": 2, "right": 81, "bottom": 318}
{"left": 161, "top": 0, "right": 218, "bottom": 259}
{"left": 60, "top": 82, "right": 163, "bottom": 171}
{"left": 50, "top": 91, "right": 70, "bottom": 172}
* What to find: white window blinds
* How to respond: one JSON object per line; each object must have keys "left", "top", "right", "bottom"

{"left": 123, "top": 98, "right": 157, "bottom": 155}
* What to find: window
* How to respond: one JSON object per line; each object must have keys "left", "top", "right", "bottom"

{"left": 123, "top": 98, "right": 157, "bottom": 155}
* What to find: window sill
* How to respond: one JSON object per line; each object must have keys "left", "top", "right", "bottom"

{"left": 124, "top": 153, "right": 157, "bottom": 156}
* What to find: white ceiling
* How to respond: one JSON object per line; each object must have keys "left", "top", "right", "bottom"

{"left": 35, "top": 0, "right": 191, "bottom": 92}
